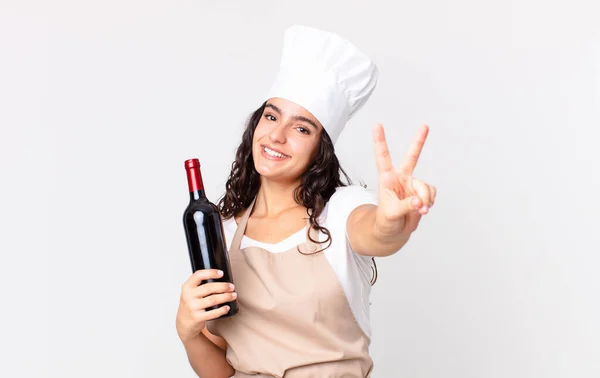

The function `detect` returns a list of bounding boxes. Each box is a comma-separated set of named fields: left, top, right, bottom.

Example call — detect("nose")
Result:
left=268, top=122, right=287, bottom=144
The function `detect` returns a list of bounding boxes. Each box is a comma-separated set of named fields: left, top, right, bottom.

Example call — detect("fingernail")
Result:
left=422, top=206, right=429, bottom=212
left=232, top=292, right=238, bottom=298
left=217, top=270, right=223, bottom=276
left=229, top=284, right=235, bottom=290
left=225, top=306, right=230, bottom=312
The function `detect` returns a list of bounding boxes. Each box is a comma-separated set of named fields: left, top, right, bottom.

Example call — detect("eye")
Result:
left=296, top=127, right=310, bottom=135
left=264, top=113, right=277, bottom=122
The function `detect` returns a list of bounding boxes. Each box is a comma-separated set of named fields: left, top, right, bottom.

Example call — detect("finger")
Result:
left=398, top=124, right=429, bottom=175
left=194, top=305, right=232, bottom=322
left=372, top=123, right=394, bottom=173
left=412, top=179, right=431, bottom=211
left=191, top=282, right=235, bottom=299
left=184, top=269, right=224, bottom=289
left=429, top=185, right=436, bottom=207
left=199, top=292, right=238, bottom=311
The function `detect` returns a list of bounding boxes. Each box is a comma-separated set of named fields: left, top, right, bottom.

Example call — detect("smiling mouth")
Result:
left=261, top=145, right=291, bottom=159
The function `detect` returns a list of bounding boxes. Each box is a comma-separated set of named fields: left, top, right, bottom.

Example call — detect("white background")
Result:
left=1, top=0, right=599, bottom=377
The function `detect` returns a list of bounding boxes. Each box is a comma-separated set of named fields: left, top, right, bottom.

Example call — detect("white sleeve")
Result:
left=327, top=185, right=378, bottom=235
left=322, top=185, right=379, bottom=337
left=222, top=216, right=237, bottom=251
left=326, top=185, right=378, bottom=264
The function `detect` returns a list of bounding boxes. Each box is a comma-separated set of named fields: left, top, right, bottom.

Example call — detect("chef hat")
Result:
left=265, top=25, right=379, bottom=143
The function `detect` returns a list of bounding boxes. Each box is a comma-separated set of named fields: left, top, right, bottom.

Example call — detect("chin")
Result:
left=254, top=164, right=286, bottom=179
left=253, top=161, right=300, bottom=183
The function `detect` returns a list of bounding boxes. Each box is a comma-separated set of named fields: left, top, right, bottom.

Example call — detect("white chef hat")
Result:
left=265, top=25, right=379, bottom=143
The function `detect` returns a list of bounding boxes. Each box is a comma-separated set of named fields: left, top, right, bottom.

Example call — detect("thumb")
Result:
left=399, top=195, right=422, bottom=216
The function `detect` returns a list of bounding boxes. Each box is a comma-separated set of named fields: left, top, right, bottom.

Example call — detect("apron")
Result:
left=207, top=198, right=373, bottom=377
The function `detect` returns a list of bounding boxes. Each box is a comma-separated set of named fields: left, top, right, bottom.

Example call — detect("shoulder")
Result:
left=221, top=216, right=237, bottom=249
left=222, top=215, right=236, bottom=227
left=222, top=216, right=238, bottom=235
left=324, top=185, right=378, bottom=220
left=329, top=185, right=378, bottom=200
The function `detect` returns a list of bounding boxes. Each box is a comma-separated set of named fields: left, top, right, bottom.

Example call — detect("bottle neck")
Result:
left=190, top=189, right=207, bottom=202
left=185, top=163, right=206, bottom=202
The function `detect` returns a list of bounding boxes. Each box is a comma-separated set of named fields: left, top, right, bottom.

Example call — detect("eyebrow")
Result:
left=265, top=103, right=320, bottom=131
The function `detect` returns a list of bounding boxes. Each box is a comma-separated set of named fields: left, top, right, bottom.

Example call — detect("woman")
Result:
left=176, top=25, right=436, bottom=377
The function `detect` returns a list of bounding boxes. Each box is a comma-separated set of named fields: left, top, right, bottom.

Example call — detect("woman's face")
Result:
left=252, top=97, right=323, bottom=184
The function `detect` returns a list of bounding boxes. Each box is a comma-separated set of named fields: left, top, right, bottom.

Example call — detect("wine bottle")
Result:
left=182, top=158, right=238, bottom=317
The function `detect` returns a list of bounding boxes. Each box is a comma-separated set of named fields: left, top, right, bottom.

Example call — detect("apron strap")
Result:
left=230, top=198, right=256, bottom=251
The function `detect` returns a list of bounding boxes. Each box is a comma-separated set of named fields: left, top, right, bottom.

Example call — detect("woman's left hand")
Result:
left=372, top=123, right=436, bottom=238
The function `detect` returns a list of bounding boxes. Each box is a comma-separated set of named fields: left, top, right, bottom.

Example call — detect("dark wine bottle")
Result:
left=182, top=158, right=238, bottom=317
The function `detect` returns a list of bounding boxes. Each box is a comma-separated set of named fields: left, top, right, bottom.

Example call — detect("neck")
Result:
left=253, top=177, right=305, bottom=218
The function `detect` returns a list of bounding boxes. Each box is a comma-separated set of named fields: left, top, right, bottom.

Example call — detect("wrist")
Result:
left=373, top=214, right=410, bottom=244
left=179, top=329, right=206, bottom=345
left=374, top=209, right=401, bottom=236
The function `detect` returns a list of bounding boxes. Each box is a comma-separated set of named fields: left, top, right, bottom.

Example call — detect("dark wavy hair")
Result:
left=217, top=101, right=377, bottom=285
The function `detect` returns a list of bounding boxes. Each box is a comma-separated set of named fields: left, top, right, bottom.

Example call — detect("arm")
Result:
left=181, top=328, right=233, bottom=378
left=347, top=204, right=411, bottom=257
left=348, top=123, right=436, bottom=257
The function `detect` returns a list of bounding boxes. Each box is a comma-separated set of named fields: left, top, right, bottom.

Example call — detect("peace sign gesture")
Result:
left=372, top=123, right=436, bottom=237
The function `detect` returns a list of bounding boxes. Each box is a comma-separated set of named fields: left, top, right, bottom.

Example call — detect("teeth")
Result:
left=264, top=146, right=287, bottom=158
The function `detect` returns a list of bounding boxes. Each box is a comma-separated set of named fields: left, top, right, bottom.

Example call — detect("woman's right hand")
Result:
left=176, top=269, right=237, bottom=343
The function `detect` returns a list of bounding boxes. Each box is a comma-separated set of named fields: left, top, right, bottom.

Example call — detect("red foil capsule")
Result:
left=184, top=158, right=204, bottom=193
